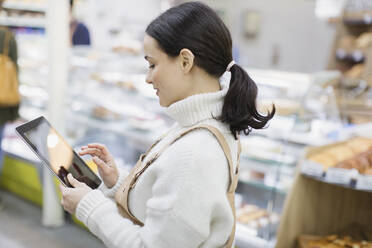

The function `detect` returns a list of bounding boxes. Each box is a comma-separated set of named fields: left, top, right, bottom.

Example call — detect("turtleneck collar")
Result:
left=164, top=73, right=230, bottom=127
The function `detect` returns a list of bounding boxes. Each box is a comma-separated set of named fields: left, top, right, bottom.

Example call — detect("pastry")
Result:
left=344, top=64, right=365, bottom=79
left=91, top=106, right=122, bottom=120
left=346, top=138, right=372, bottom=154
left=337, top=158, right=360, bottom=171
left=327, top=146, right=355, bottom=163
left=305, top=234, right=372, bottom=248
left=364, top=168, right=372, bottom=175
left=337, top=153, right=370, bottom=173
left=356, top=32, right=372, bottom=50
left=308, top=153, right=338, bottom=170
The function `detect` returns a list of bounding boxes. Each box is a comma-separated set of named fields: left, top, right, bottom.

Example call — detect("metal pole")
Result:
left=43, top=0, right=69, bottom=227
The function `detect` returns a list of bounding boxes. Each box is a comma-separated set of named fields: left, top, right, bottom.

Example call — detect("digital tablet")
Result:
left=15, top=116, right=101, bottom=189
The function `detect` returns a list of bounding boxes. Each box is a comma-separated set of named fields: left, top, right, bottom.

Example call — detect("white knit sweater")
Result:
left=76, top=74, right=239, bottom=248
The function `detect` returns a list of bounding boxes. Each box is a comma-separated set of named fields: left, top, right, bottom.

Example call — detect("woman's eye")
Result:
left=149, top=64, right=155, bottom=69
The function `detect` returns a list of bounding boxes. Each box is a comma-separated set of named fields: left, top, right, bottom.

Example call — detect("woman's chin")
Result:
left=159, top=98, right=171, bottom=108
left=158, top=98, right=166, bottom=107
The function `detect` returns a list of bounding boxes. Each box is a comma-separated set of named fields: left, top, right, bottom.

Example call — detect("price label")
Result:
left=336, top=49, right=346, bottom=59
left=364, top=15, right=372, bottom=24
left=325, top=168, right=357, bottom=185
left=352, top=51, right=364, bottom=62
left=356, top=175, right=372, bottom=191
left=301, top=160, right=323, bottom=178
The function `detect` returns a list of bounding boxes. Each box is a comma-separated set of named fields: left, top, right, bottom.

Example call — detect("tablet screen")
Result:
left=16, top=116, right=101, bottom=189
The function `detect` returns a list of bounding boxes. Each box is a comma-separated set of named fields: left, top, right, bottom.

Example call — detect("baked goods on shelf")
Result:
left=337, top=149, right=372, bottom=173
left=344, top=64, right=365, bottom=80
left=307, top=137, right=372, bottom=173
left=298, top=234, right=372, bottom=248
left=91, top=105, right=122, bottom=121
left=258, top=98, right=300, bottom=116
left=356, top=33, right=372, bottom=50
left=346, top=137, right=372, bottom=154
left=335, top=32, right=372, bottom=63
left=236, top=204, right=279, bottom=230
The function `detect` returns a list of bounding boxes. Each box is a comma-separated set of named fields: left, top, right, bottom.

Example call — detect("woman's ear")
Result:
left=179, top=48, right=195, bottom=74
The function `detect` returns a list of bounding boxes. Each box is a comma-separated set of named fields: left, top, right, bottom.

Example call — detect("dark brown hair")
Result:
left=146, top=1, right=275, bottom=139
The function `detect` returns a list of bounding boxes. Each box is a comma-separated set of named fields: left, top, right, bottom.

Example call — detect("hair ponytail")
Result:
left=146, top=1, right=275, bottom=139
left=220, top=64, right=275, bottom=139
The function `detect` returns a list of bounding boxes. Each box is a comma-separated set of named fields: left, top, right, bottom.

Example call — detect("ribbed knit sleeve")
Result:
left=98, top=168, right=129, bottom=198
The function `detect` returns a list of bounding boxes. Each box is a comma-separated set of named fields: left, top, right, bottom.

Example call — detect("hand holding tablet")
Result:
left=15, top=116, right=102, bottom=189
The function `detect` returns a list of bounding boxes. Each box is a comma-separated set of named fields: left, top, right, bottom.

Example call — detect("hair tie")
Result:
left=226, top=60, right=235, bottom=72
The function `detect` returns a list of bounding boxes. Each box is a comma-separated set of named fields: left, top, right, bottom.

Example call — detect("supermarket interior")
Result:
left=1, top=0, right=372, bottom=248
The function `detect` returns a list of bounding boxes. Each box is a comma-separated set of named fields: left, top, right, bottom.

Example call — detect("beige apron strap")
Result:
left=115, top=154, right=145, bottom=226
left=2, top=29, right=10, bottom=57
left=225, top=137, right=241, bottom=248
left=152, top=124, right=236, bottom=191
left=115, top=130, right=170, bottom=226
left=143, top=132, right=167, bottom=156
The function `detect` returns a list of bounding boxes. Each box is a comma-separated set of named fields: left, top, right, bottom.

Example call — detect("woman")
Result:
left=60, top=2, right=274, bottom=247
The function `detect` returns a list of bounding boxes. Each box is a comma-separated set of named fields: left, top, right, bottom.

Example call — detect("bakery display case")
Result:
left=276, top=136, right=372, bottom=247
left=328, top=0, right=372, bottom=125
left=302, top=137, right=372, bottom=190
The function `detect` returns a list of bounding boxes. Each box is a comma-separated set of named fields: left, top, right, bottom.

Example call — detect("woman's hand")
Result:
left=79, top=143, right=119, bottom=188
left=59, top=174, right=92, bottom=214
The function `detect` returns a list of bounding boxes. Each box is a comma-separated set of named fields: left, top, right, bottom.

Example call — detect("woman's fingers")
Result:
left=87, top=143, right=110, bottom=156
left=67, top=174, right=83, bottom=188
left=79, top=148, right=103, bottom=158
left=93, top=156, right=110, bottom=173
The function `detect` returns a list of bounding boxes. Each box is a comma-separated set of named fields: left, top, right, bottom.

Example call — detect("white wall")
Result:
left=192, top=0, right=337, bottom=73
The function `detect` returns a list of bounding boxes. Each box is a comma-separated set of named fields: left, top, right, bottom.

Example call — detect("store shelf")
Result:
left=0, top=16, right=45, bottom=28
left=301, top=163, right=372, bottom=193
left=343, top=15, right=372, bottom=26
left=255, top=129, right=334, bottom=147
left=3, top=1, right=46, bottom=12
left=235, top=224, right=274, bottom=248
left=241, top=152, right=296, bottom=167
left=238, top=177, right=288, bottom=195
